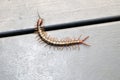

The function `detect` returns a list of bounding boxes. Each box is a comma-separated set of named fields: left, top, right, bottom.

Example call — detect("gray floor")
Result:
left=0, top=0, right=120, bottom=80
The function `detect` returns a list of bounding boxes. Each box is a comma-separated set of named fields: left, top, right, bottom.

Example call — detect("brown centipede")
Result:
left=35, top=14, right=90, bottom=49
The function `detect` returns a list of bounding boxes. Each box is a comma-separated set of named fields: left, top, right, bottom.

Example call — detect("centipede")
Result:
left=35, top=14, right=90, bottom=50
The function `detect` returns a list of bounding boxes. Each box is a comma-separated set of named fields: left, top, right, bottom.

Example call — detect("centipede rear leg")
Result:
left=80, top=36, right=90, bottom=46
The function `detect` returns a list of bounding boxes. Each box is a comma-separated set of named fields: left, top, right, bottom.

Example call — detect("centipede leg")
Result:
left=71, top=45, right=75, bottom=49
left=64, top=46, right=68, bottom=50
left=57, top=47, right=60, bottom=50
left=39, top=40, right=44, bottom=44
left=44, top=44, right=48, bottom=47
left=75, top=45, right=78, bottom=49
left=78, top=45, right=80, bottom=50
left=36, top=37, right=41, bottom=41
left=49, top=45, right=52, bottom=49
left=60, top=47, right=64, bottom=50
left=34, top=31, right=38, bottom=34
left=34, top=24, right=38, bottom=30
left=78, top=34, right=82, bottom=40
left=67, top=46, right=71, bottom=50
left=35, top=35, right=38, bottom=38
left=74, top=45, right=78, bottom=50
left=59, top=47, right=62, bottom=50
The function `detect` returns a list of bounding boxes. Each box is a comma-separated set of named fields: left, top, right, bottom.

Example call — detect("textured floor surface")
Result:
left=0, top=0, right=120, bottom=80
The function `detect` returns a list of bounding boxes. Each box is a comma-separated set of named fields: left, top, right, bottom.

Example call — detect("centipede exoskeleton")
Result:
left=35, top=14, right=90, bottom=50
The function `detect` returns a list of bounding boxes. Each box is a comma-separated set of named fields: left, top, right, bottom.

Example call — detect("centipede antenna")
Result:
left=0, top=15, right=120, bottom=38
left=37, top=11, right=41, bottom=19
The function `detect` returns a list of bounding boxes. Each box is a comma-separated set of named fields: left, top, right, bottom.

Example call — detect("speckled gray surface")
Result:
left=0, top=0, right=120, bottom=80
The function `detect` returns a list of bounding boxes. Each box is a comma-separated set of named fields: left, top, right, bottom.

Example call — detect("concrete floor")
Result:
left=0, top=0, right=120, bottom=80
